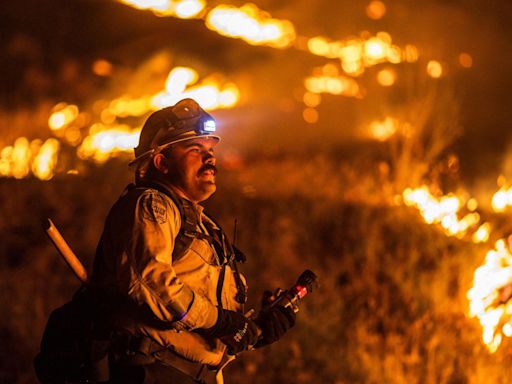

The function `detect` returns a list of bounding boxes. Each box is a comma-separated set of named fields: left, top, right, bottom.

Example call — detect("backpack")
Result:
left=34, top=288, right=110, bottom=383
left=34, top=181, right=247, bottom=383
left=134, top=181, right=247, bottom=304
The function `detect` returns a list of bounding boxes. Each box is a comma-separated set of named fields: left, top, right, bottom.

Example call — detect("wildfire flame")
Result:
left=0, top=61, right=240, bottom=178
left=77, top=65, right=239, bottom=164
left=116, top=0, right=427, bottom=120
left=472, top=222, right=491, bottom=243
left=307, top=32, right=417, bottom=76
left=403, top=186, right=509, bottom=352
left=205, top=3, right=296, bottom=48
left=370, top=117, right=398, bottom=141
left=491, top=184, right=512, bottom=213
left=99, top=66, right=239, bottom=122
left=4, top=0, right=496, bottom=360
left=468, top=239, right=512, bottom=352
left=304, top=74, right=362, bottom=98
left=48, top=103, right=79, bottom=131
left=117, top=0, right=206, bottom=18
left=152, top=67, right=240, bottom=110
left=0, top=137, right=60, bottom=180
left=78, top=124, right=140, bottom=164
left=402, top=186, right=482, bottom=240
left=304, top=64, right=362, bottom=98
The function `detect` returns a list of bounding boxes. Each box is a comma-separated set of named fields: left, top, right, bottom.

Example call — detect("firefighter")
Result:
left=90, top=98, right=296, bottom=383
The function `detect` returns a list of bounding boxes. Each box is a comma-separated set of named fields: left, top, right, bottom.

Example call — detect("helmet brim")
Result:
left=128, top=134, right=220, bottom=167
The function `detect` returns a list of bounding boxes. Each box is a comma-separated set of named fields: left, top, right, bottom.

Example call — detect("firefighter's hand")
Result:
left=206, top=308, right=259, bottom=354
left=254, top=301, right=296, bottom=348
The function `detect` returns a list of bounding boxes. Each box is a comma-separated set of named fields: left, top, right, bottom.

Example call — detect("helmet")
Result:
left=130, top=98, right=220, bottom=166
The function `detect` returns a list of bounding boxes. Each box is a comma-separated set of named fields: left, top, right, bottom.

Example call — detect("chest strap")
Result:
left=132, top=181, right=247, bottom=304
left=201, top=217, right=247, bottom=305
left=132, top=181, right=199, bottom=261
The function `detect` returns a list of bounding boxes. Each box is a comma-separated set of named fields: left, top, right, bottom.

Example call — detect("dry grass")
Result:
left=1, top=148, right=510, bottom=383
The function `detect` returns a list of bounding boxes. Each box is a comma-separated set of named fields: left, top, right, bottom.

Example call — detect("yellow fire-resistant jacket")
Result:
left=91, top=182, right=245, bottom=366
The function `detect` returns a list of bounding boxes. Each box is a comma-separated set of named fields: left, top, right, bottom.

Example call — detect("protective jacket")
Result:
left=91, top=180, right=246, bottom=366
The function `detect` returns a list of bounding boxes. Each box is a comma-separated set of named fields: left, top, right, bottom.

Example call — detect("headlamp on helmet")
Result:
left=130, top=98, right=220, bottom=166
left=202, top=119, right=216, bottom=133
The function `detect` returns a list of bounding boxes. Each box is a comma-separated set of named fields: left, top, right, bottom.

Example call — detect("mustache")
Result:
left=198, top=164, right=217, bottom=175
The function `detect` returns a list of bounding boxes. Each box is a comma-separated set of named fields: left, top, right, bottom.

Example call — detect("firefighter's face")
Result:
left=159, top=138, right=217, bottom=203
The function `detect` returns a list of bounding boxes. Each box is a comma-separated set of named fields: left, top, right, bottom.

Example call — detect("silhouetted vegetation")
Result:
left=2, top=151, right=511, bottom=383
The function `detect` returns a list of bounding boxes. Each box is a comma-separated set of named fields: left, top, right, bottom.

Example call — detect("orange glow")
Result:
left=468, top=239, right=512, bottom=352
left=459, top=52, right=473, bottom=68
left=118, top=0, right=177, bottom=16
left=48, top=103, right=79, bottom=131
left=304, top=74, right=361, bottom=98
left=64, top=128, right=83, bottom=147
left=376, top=68, right=396, bottom=86
left=78, top=124, right=140, bottom=164
left=109, top=96, right=151, bottom=118
left=307, top=32, right=407, bottom=76
left=92, top=59, right=113, bottom=76
left=175, top=0, right=205, bottom=18
left=491, top=183, right=512, bottom=212
left=117, top=0, right=205, bottom=18
left=303, top=92, right=321, bottom=107
left=322, top=63, right=339, bottom=77
left=307, top=36, right=332, bottom=57
left=72, top=62, right=240, bottom=166
left=427, top=60, right=443, bottom=78
left=376, top=31, right=392, bottom=43
left=164, top=67, right=198, bottom=94
left=403, top=45, right=419, bottom=62
left=218, top=84, right=240, bottom=108
left=303, top=108, right=319, bottom=124
left=370, top=117, right=397, bottom=141
left=366, top=1, right=386, bottom=20
left=467, top=198, right=478, bottom=211
left=49, top=62, right=233, bottom=166
left=473, top=223, right=491, bottom=243
left=8, top=138, right=31, bottom=179
left=402, top=184, right=512, bottom=353
left=0, top=60, right=241, bottom=175
left=84, top=64, right=239, bottom=132
left=32, top=139, right=60, bottom=180
left=205, top=4, right=296, bottom=48
left=0, top=137, right=60, bottom=180
left=152, top=82, right=240, bottom=111
left=403, top=186, right=482, bottom=239
left=365, top=38, right=387, bottom=62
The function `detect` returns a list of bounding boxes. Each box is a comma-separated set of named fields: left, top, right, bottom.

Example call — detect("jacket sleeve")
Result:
left=126, top=190, right=218, bottom=330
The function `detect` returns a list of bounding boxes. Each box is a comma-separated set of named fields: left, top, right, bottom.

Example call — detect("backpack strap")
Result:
left=132, top=181, right=248, bottom=304
left=133, top=181, right=199, bottom=261
left=201, top=215, right=248, bottom=304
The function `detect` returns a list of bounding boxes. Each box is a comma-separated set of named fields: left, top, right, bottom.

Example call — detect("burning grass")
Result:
left=2, top=152, right=512, bottom=383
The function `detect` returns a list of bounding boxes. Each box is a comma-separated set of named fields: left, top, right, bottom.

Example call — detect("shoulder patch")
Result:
left=141, top=192, right=168, bottom=224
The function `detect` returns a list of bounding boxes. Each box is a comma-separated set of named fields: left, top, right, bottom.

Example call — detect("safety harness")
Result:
left=134, top=180, right=247, bottom=305
left=35, top=182, right=248, bottom=384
